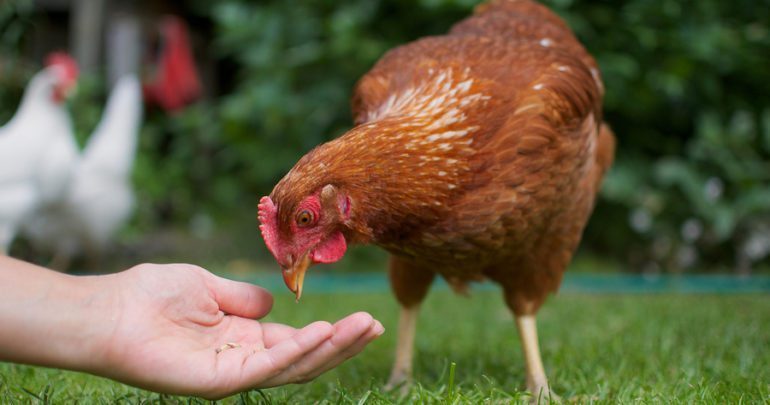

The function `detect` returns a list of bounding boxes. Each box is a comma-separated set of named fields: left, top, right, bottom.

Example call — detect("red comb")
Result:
left=258, top=196, right=281, bottom=261
left=45, top=52, right=79, bottom=82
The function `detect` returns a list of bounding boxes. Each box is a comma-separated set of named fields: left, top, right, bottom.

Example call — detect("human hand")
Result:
left=90, top=263, right=383, bottom=399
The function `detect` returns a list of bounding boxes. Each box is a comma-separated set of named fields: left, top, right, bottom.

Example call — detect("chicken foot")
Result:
left=515, top=314, right=558, bottom=403
left=385, top=304, right=420, bottom=392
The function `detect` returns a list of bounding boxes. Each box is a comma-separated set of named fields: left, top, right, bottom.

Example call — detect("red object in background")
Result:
left=143, top=15, right=202, bottom=112
left=45, top=52, right=79, bottom=84
left=45, top=52, right=79, bottom=103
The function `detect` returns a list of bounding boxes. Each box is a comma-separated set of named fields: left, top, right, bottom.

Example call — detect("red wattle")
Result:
left=311, top=231, right=347, bottom=264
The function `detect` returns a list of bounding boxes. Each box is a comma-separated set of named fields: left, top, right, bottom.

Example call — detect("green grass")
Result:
left=1, top=291, right=769, bottom=403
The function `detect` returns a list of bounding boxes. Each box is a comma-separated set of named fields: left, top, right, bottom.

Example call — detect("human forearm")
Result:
left=0, top=256, right=115, bottom=372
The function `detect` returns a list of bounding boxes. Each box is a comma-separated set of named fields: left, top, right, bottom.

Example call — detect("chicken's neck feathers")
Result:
left=273, top=69, right=497, bottom=244
left=0, top=70, right=76, bottom=187
left=275, top=122, right=480, bottom=245
left=1, top=70, right=70, bottom=138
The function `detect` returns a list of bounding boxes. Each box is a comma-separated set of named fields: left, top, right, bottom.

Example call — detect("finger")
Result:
left=238, top=321, right=333, bottom=389
left=299, top=319, right=384, bottom=382
left=204, top=320, right=381, bottom=401
left=261, top=323, right=300, bottom=348
left=259, top=312, right=380, bottom=386
left=205, top=274, right=273, bottom=319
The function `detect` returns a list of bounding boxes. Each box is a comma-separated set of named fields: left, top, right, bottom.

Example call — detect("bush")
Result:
left=565, top=0, right=770, bottom=272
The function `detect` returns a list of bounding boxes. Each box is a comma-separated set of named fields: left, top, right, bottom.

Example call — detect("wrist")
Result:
left=57, top=273, right=123, bottom=374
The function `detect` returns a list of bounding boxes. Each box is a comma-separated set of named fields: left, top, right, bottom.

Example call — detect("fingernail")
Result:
left=374, top=320, right=385, bottom=336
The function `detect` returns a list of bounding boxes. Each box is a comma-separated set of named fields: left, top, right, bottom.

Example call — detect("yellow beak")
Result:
left=281, top=253, right=311, bottom=301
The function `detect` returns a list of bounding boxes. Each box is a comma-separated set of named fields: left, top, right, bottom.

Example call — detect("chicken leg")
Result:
left=515, top=314, right=557, bottom=402
left=386, top=256, right=435, bottom=392
left=385, top=304, right=420, bottom=391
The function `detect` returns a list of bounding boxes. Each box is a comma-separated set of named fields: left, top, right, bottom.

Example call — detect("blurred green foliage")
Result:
left=0, top=0, right=33, bottom=123
left=1, top=0, right=769, bottom=272
left=568, top=0, right=770, bottom=273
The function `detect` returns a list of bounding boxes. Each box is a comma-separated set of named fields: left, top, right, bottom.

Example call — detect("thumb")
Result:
left=205, top=274, right=274, bottom=319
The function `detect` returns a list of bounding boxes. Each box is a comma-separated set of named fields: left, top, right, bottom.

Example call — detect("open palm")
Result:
left=94, top=264, right=382, bottom=400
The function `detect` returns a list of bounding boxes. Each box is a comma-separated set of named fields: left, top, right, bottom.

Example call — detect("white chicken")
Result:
left=21, top=75, right=143, bottom=270
left=0, top=53, right=79, bottom=253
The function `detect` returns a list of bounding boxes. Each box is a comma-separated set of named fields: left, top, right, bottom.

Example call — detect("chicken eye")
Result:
left=296, top=210, right=314, bottom=227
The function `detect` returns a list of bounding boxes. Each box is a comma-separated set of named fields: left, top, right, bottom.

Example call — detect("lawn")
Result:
left=1, top=290, right=768, bottom=403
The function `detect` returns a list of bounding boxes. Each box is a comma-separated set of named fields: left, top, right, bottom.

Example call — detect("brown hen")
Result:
left=258, top=0, right=615, bottom=398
